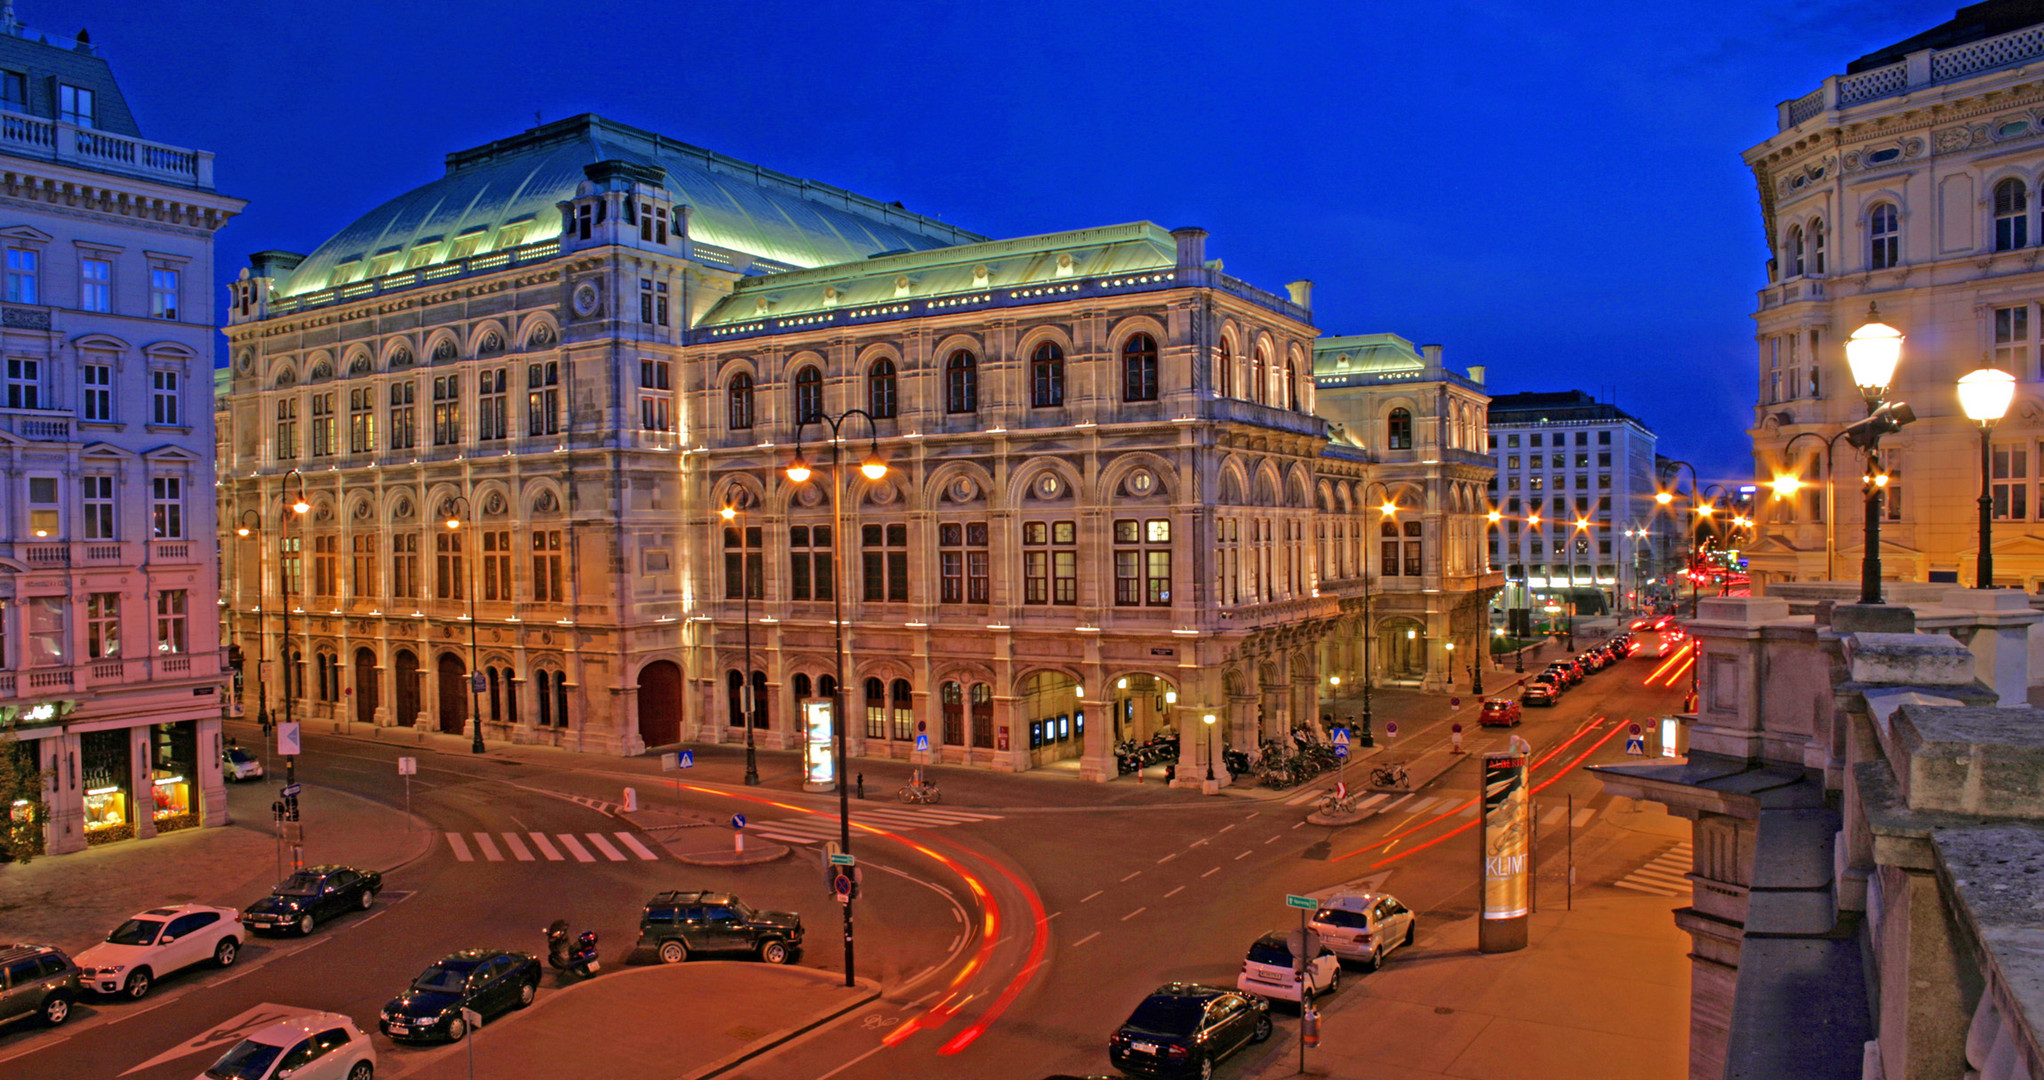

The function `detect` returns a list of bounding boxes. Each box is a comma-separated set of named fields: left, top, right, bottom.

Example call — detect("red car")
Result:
left=1479, top=698, right=1523, bottom=726
left=1520, top=681, right=1560, bottom=707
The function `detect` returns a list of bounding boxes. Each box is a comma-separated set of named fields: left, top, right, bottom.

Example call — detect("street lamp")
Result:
left=720, top=502, right=760, bottom=785
left=1202, top=713, right=1217, bottom=789
left=237, top=509, right=269, bottom=735
left=1442, top=640, right=1455, bottom=691
left=442, top=496, right=485, bottom=754
left=278, top=470, right=309, bottom=851
left=1959, top=367, right=2017, bottom=588
left=1356, top=481, right=1401, bottom=747
left=1844, top=303, right=1909, bottom=604
left=785, top=406, right=887, bottom=990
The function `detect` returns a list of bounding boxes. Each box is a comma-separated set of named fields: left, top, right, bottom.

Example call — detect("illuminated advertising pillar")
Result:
left=1479, top=750, right=1530, bottom=952
left=801, top=698, right=836, bottom=793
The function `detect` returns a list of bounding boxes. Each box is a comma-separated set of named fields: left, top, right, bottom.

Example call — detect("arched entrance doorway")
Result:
left=1109, top=672, right=1181, bottom=780
left=394, top=650, right=419, bottom=726
left=1018, top=671, right=1084, bottom=770
left=638, top=660, right=683, bottom=748
left=354, top=647, right=378, bottom=726
left=436, top=652, right=468, bottom=735
left=1381, top=618, right=1427, bottom=682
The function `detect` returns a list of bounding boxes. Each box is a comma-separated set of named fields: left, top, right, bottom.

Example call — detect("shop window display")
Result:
left=80, top=729, right=132, bottom=844
left=151, top=721, right=197, bottom=832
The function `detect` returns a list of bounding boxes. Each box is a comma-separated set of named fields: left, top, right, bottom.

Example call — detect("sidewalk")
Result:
left=390, top=963, right=877, bottom=1080
left=0, top=774, right=432, bottom=956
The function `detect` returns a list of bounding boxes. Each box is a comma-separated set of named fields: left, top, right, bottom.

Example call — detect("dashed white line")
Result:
left=1218, top=824, right=1236, bottom=834
left=1202, top=867, right=1220, bottom=878
left=1263, top=835, right=1280, bottom=845
left=1121, top=871, right=1142, bottom=883
left=1164, top=885, right=1185, bottom=899
left=1234, top=850, right=1252, bottom=861
left=1291, top=822, right=1304, bottom=830
left=1246, top=811, right=1261, bottom=820
left=1072, top=931, right=1101, bottom=948
left=1121, top=907, right=1147, bottom=922
left=1157, top=852, right=1179, bottom=864
left=1081, top=890, right=1102, bottom=904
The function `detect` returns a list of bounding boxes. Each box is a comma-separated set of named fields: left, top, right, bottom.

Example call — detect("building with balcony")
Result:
left=1484, top=391, right=1661, bottom=619
left=1310, top=334, right=1503, bottom=694
left=1745, top=1, right=2044, bottom=592
left=0, top=15, right=245, bottom=855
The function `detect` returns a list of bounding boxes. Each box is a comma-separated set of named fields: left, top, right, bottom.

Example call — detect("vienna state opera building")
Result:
left=218, top=114, right=1500, bottom=786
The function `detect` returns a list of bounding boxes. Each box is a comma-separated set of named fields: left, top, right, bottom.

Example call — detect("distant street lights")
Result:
left=1959, top=367, right=2017, bottom=589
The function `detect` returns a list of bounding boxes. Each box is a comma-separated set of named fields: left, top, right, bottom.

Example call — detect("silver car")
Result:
left=1307, top=891, right=1416, bottom=970
left=0, top=944, right=80, bottom=1028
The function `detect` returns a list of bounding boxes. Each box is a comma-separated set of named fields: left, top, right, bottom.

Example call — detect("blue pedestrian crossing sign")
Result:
left=1625, top=734, right=1647, bottom=755
left=1332, top=728, right=1350, bottom=758
left=915, top=733, right=930, bottom=753
left=678, top=750, right=694, bottom=768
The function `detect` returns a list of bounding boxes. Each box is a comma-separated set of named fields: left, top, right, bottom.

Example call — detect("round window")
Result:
left=1035, top=473, right=1062, bottom=498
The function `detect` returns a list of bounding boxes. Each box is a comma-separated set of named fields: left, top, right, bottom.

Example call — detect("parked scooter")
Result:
left=544, top=919, right=601, bottom=977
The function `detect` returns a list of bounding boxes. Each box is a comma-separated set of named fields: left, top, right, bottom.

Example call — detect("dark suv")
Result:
left=637, top=892, right=802, bottom=965
left=0, top=944, right=80, bottom=1029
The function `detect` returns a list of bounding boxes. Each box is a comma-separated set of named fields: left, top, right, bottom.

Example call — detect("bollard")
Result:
left=623, top=787, right=638, bottom=812
left=734, top=831, right=744, bottom=854
left=1302, top=1003, right=1321, bottom=1048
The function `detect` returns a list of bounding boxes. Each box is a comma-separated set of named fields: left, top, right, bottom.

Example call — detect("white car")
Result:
left=75, top=904, right=241, bottom=999
left=196, top=1010, right=375, bottom=1080
left=1236, top=931, right=1339, bottom=1002
left=1308, top=890, right=1416, bottom=970
left=222, top=746, right=265, bottom=782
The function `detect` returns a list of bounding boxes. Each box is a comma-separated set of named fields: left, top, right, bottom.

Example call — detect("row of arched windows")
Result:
left=1782, top=201, right=1907, bottom=277
left=1214, top=340, right=1302, bottom=410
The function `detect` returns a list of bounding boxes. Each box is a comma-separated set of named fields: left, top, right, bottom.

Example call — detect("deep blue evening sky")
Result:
left=37, top=0, right=1961, bottom=480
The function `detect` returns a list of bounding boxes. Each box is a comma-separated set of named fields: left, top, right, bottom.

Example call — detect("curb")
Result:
left=679, top=970, right=882, bottom=1080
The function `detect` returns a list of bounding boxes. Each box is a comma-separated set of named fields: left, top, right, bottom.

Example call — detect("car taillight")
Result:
left=1166, top=1043, right=1190, bottom=1059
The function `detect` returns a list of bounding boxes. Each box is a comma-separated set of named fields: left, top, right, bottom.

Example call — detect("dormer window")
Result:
left=638, top=202, right=668, bottom=244
left=449, top=226, right=490, bottom=261
left=58, top=85, right=93, bottom=127
left=1, top=72, right=25, bottom=112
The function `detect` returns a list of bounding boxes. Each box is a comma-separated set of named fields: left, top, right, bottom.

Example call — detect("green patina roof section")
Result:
left=277, top=114, right=986, bottom=298
left=1312, top=333, right=1425, bottom=377
left=697, top=221, right=1178, bottom=327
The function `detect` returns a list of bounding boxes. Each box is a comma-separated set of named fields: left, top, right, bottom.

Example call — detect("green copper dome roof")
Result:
left=276, top=114, right=986, bottom=298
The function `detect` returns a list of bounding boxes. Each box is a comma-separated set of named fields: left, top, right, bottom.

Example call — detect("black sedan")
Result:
left=242, top=864, right=383, bottom=936
left=1108, top=982, right=1270, bottom=1078
left=379, top=950, right=539, bottom=1043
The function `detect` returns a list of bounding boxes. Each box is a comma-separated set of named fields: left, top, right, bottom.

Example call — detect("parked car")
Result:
left=1308, top=891, right=1417, bottom=971
left=1521, top=682, right=1560, bottom=708
left=378, top=949, right=539, bottom=1043
left=637, top=891, right=803, bottom=964
left=1108, top=983, right=1270, bottom=1078
left=243, top=865, right=383, bottom=936
left=220, top=746, right=264, bottom=782
left=76, top=905, right=241, bottom=1000
left=0, top=943, right=80, bottom=1028
left=195, top=1010, right=374, bottom=1080
left=1479, top=698, right=1523, bottom=727
left=1544, top=661, right=1582, bottom=687
left=1235, top=932, right=1338, bottom=1002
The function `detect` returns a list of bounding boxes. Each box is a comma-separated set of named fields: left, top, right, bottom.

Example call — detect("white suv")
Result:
left=1236, top=931, right=1339, bottom=1002
left=1307, top=891, right=1416, bottom=970
left=76, top=904, right=242, bottom=999
left=194, top=1010, right=375, bottom=1080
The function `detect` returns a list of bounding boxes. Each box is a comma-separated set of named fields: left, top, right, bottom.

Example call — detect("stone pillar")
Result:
left=128, top=726, right=156, bottom=841
left=40, top=732, right=84, bottom=856
left=198, top=716, right=228, bottom=827
left=1687, top=596, right=1791, bottom=760
left=617, top=685, right=644, bottom=757
left=1940, top=587, right=2038, bottom=706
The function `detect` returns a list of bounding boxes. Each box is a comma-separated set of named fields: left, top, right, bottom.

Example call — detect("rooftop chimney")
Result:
left=1467, top=365, right=1486, bottom=385
left=1422, top=344, right=1444, bottom=367
left=1286, top=280, right=1313, bottom=310
left=1170, top=227, right=1208, bottom=270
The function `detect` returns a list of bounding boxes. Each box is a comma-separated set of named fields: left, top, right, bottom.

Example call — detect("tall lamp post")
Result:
left=442, top=496, right=485, bottom=754
left=1959, top=367, right=2017, bottom=588
left=275, top=471, right=309, bottom=846
left=1771, top=430, right=1852, bottom=584
left=235, top=510, right=268, bottom=735
left=1844, top=303, right=1909, bottom=605
left=1357, top=482, right=1401, bottom=746
left=785, top=407, right=887, bottom=990
left=1519, top=510, right=1543, bottom=674
left=720, top=502, right=760, bottom=785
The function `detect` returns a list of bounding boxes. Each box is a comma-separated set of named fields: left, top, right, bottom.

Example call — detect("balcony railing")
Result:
left=0, top=407, right=72, bottom=442
left=1781, top=23, right=2044, bottom=131
left=0, top=109, right=212, bottom=189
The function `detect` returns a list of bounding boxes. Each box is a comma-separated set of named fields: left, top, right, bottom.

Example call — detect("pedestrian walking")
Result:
left=856, top=772, right=865, bottom=800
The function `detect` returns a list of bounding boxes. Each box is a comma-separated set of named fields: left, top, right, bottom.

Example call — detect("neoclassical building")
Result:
left=1745, top=3, right=2044, bottom=591
left=0, top=17, right=244, bottom=855
left=220, top=114, right=1497, bottom=783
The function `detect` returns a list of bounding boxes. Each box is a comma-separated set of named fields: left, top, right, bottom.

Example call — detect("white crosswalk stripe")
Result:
left=1541, top=806, right=1568, bottom=827
left=585, top=833, right=628, bottom=861
left=474, top=834, right=503, bottom=861
left=446, top=833, right=473, bottom=862
left=1571, top=809, right=1597, bottom=829
left=441, top=808, right=1004, bottom=861
left=1614, top=841, right=1693, bottom=896
left=744, top=807, right=1004, bottom=846
left=502, top=833, right=534, bottom=861
left=528, top=832, right=562, bottom=860
left=557, top=835, right=596, bottom=862
left=616, top=833, right=660, bottom=860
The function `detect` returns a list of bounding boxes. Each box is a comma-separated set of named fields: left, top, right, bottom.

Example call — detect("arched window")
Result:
left=1387, top=408, right=1413, bottom=450
left=970, top=683, right=993, bottom=748
left=868, top=358, right=897, bottom=419
left=890, top=678, right=915, bottom=740
left=793, top=365, right=823, bottom=424
left=818, top=674, right=836, bottom=700
left=728, top=373, right=754, bottom=430
left=727, top=670, right=744, bottom=727
left=487, top=667, right=502, bottom=722
left=864, top=677, right=886, bottom=739
left=1785, top=224, right=1804, bottom=277
left=1217, top=340, right=1234, bottom=399
left=1123, top=334, right=1158, bottom=402
left=1997, top=178, right=2029, bottom=251
left=1380, top=520, right=1401, bottom=577
left=1810, top=218, right=1826, bottom=274
left=945, top=350, right=977, bottom=413
left=1030, top=343, right=1064, bottom=408
left=1869, top=202, right=1900, bottom=270
left=941, top=681, right=964, bottom=745
left=1250, top=347, right=1268, bottom=405
left=749, top=671, right=767, bottom=729
left=538, top=669, right=555, bottom=726
left=556, top=673, right=572, bottom=729
left=1284, top=360, right=1299, bottom=411
left=792, top=673, right=811, bottom=699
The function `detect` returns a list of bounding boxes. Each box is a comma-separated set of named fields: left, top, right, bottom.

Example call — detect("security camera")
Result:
left=1841, top=401, right=1915, bottom=451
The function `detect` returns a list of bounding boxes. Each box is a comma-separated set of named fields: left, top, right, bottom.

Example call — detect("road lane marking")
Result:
left=528, top=832, right=562, bottom=860
left=1157, top=852, right=1178, bottom=864
left=446, top=833, right=473, bottom=861
left=1541, top=806, right=1568, bottom=827
left=558, top=834, right=595, bottom=862
left=1072, top=931, right=1101, bottom=948
left=1121, top=907, right=1147, bottom=921
left=1291, top=822, right=1304, bottom=830
left=1121, top=871, right=1141, bottom=882
left=1202, top=866, right=1220, bottom=878
left=1164, top=885, right=1185, bottom=898
left=1080, top=890, right=1102, bottom=903
left=1264, top=835, right=1280, bottom=844
left=1235, top=850, right=1252, bottom=860
left=473, top=833, right=503, bottom=861
left=1572, top=809, right=1597, bottom=828
left=1218, top=824, right=1236, bottom=833
left=615, top=832, right=660, bottom=860
left=1246, top=811, right=1261, bottom=820
left=585, top=833, right=628, bottom=860
left=501, top=833, right=534, bottom=861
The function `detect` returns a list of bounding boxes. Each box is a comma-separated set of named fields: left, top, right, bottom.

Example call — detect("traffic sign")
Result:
left=1384, top=721, right=1399, bottom=738
left=397, top=757, right=416, bottom=776
left=1285, top=928, right=1325, bottom=962
left=470, top=672, right=487, bottom=693
left=1333, top=743, right=1348, bottom=759
left=828, top=852, right=856, bottom=867
left=1452, top=723, right=1463, bottom=733
left=280, top=782, right=302, bottom=798
left=1625, top=735, right=1647, bottom=756
left=1284, top=894, right=1318, bottom=910
left=679, top=749, right=695, bottom=768
left=1451, top=697, right=1461, bottom=708
left=833, top=873, right=853, bottom=900
left=1331, top=729, right=1351, bottom=747
left=914, top=733, right=930, bottom=753
left=276, top=721, right=301, bottom=756
left=731, top=813, right=747, bottom=830
left=1629, top=722, right=1642, bottom=736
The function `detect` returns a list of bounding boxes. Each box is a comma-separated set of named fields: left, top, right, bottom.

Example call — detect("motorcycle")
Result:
left=544, top=920, right=601, bottom=978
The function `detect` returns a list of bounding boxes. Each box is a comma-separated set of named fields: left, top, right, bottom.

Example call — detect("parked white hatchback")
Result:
left=75, top=904, right=242, bottom=1000
left=1308, top=891, right=1416, bottom=970
left=196, top=1011, right=375, bottom=1080
left=1236, top=931, right=1340, bottom=1002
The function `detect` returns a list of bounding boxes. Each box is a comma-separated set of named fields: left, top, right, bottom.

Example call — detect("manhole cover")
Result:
left=1434, top=1006, right=1455, bottom=1015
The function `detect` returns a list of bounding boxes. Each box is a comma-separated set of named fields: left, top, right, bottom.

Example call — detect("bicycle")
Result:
left=897, top=780, right=942, bottom=805
left=1369, top=762, right=1409, bottom=789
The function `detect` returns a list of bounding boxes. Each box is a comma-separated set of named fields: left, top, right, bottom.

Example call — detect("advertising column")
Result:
left=801, top=697, right=836, bottom=793
left=1478, top=750, right=1531, bottom=952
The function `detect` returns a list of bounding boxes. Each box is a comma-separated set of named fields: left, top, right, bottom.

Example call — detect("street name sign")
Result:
left=1284, top=894, right=1318, bottom=910
left=828, top=852, right=857, bottom=866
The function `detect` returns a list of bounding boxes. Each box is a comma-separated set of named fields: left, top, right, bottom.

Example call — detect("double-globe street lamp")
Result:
left=441, top=496, right=486, bottom=754
left=235, top=509, right=270, bottom=737
left=236, top=471, right=309, bottom=841
left=1958, top=367, right=2017, bottom=588
left=1355, top=480, right=1404, bottom=747
left=784, top=407, right=887, bottom=990
left=718, top=500, right=761, bottom=786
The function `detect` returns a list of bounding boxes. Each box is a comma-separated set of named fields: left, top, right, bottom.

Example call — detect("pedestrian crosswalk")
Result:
left=744, top=805, right=1002, bottom=846
left=1293, top=789, right=1628, bottom=832
left=1613, top=840, right=1693, bottom=896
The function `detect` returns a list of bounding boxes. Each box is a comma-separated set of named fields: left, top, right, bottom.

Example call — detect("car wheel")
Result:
left=1198, top=1054, right=1214, bottom=1080
left=359, top=888, right=375, bottom=911
left=214, top=937, right=239, bottom=967
left=40, top=994, right=70, bottom=1026
left=759, top=940, right=789, bottom=965
left=123, top=968, right=152, bottom=1000
left=347, top=1062, right=373, bottom=1080
left=1405, top=921, right=1417, bottom=947
left=657, top=939, right=688, bottom=964
left=1251, top=1013, right=1273, bottom=1043
left=516, top=978, right=536, bottom=1008
left=298, top=913, right=316, bottom=936
left=445, top=1017, right=467, bottom=1042
left=1325, top=966, right=1340, bottom=995
left=1364, top=949, right=1381, bottom=973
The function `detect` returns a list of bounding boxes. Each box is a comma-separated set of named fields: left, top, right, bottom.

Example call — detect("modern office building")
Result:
left=0, top=16, right=245, bottom=855
left=1745, top=0, right=2044, bottom=592
left=1485, top=391, right=1661, bottom=619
